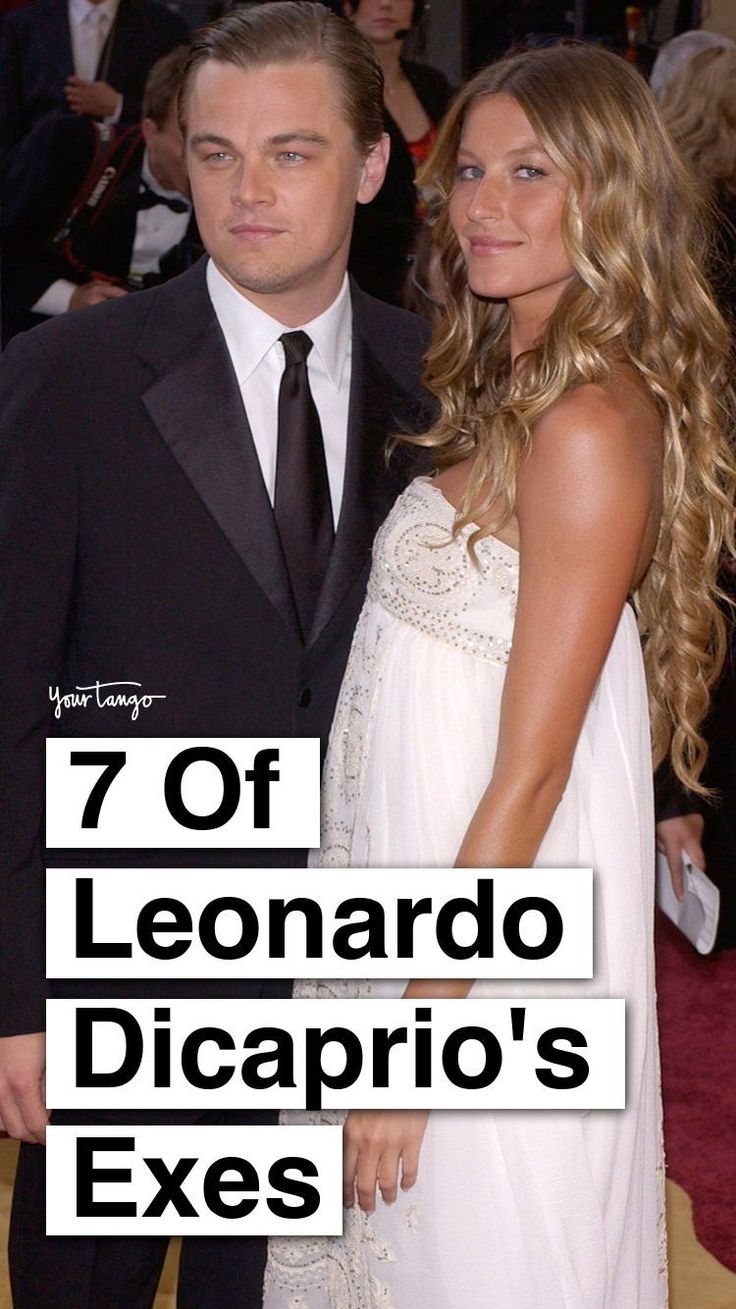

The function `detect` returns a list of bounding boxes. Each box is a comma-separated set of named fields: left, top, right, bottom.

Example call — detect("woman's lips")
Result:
left=468, top=237, right=523, bottom=254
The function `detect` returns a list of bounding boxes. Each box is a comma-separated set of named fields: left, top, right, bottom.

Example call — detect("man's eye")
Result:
left=455, top=164, right=483, bottom=181
left=278, top=151, right=306, bottom=163
left=205, top=151, right=231, bottom=163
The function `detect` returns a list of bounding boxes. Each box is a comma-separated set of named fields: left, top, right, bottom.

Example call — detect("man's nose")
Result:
left=230, top=157, right=274, bottom=208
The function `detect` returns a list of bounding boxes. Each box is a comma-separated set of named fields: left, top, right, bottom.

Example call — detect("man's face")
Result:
left=185, top=59, right=388, bottom=324
left=143, top=103, right=189, bottom=196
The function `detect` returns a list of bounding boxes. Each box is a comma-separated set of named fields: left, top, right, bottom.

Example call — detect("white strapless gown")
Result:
left=263, top=477, right=667, bottom=1309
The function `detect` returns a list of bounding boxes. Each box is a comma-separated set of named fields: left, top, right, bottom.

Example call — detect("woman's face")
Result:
left=449, top=94, right=575, bottom=323
left=345, top=0, right=415, bottom=46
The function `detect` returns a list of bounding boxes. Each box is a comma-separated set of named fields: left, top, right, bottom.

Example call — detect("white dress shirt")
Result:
left=129, top=152, right=191, bottom=277
left=32, top=148, right=191, bottom=316
left=206, top=260, right=353, bottom=527
left=69, top=0, right=119, bottom=79
left=68, top=0, right=122, bottom=119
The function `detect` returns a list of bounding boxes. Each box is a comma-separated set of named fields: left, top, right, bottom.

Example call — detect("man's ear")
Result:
left=140, top=116, right=157, bottom=148
left=357, top=133, right=391, bottom=205
left=342, top=1, right=355, bottom=17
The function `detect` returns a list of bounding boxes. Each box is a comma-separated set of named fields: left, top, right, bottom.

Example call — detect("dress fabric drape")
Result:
left=264, top=476, right=667, bottom=1309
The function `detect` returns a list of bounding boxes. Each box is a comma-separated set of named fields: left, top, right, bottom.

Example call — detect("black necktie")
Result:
left=274, top=330, right=334, bottom=642
left=137, top=181, right=190, bottom=214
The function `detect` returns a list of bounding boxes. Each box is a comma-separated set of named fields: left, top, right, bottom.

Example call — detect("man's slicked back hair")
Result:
left=179, top=1, right=384, bottom=153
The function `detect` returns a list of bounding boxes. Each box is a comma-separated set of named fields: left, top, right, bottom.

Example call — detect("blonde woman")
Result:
left=265, top=42, right=734, bottom=1309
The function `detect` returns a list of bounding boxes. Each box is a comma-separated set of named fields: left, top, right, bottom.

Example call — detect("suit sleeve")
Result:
left=0, top=331, right=78, bottom=1035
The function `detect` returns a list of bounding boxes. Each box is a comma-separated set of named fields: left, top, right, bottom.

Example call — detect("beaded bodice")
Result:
left=367, top=477, right=519, bottom=663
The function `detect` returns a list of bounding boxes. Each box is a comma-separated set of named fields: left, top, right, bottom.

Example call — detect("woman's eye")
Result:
left=455, top=164, right=483, bottom=181
left=516, top=165, right=546, bottom=179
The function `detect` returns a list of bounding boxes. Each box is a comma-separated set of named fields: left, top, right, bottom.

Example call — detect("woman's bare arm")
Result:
left=345, top=382, right=662, bottom=1209
left=456, top=381, right=660, bottom=870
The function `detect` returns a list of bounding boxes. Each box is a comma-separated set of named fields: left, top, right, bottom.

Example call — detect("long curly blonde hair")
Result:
left=414, top=43, right=735, bottom=793
left=659, top=46, right=736, bottom=199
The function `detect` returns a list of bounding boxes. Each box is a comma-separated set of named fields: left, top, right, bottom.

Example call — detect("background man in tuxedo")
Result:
left=1, top=45, right=198, bottom=342
left=0, top=0, right=189, bottom=165
left=0, top=4, right=431, bottom=1305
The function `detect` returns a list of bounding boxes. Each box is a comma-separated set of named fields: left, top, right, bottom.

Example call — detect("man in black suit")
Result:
left=1, top=45, right=198, bottom=342
left=0, top=4, right=431, bottom=1306
left=0, top=0, right=189, bottom=165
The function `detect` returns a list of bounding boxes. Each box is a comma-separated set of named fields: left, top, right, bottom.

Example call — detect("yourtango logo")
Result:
left=49, top=681, right=167, bottom=722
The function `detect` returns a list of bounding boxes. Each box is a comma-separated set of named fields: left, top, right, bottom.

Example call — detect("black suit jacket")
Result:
left=0, top=0, right=189, bottom=164
left=0, top=259, right=433, bottom=1036
left=1, top=114, right=199, bottom=341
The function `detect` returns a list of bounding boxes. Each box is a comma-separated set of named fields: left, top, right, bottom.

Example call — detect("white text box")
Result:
left=46, top=739, right=320, bottom=848
left=46, top=1124, right=342, bottom=1235
left=45, top=867, right=593, bottom=979
left=46, top=997, right=625, bottom=1111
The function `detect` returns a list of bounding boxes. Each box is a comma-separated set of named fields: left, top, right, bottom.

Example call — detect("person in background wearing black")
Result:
left=343, top=0, right=452, bottom=175
left=342, top=0, right=453, bottom=304
left=1, top=45, right=197, bottom=343
left=0, top=0, right=189, bottom=167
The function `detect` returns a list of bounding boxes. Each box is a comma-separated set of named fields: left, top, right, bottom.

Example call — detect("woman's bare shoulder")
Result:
left=519, top=370, right=663, bottom=585
left=530, top=369, right=663, bottom=470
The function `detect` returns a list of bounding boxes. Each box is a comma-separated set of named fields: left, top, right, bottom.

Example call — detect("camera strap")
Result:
left=49, top=122, right=143, bottom=283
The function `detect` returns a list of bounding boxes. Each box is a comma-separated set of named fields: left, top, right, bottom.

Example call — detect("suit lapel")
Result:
left=138, top=264, right=302, bottom=643
left=101, top=0, right=136, bottom=88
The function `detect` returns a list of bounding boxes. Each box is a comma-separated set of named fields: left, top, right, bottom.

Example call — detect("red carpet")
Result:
left=656, top=911, right=736, bottom=1272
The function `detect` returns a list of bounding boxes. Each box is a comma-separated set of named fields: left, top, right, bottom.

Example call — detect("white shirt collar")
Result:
left=140, top=150, right=191, bottom=206
left=69, top=0, right=119, bottom=28
left=206, top=259, right=351, bottom=392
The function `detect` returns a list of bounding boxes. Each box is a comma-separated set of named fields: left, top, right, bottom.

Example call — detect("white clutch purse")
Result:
left=656, top=851, right=720, bottom=954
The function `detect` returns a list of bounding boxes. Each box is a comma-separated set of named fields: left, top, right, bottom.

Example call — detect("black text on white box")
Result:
left=46, top=998, right=625, bottom=1112
left=45, top=867, right=594, bottom=979
left=46, top=1125, right=343, bottom=1235
left=45, top=738, right=320, bottom=848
